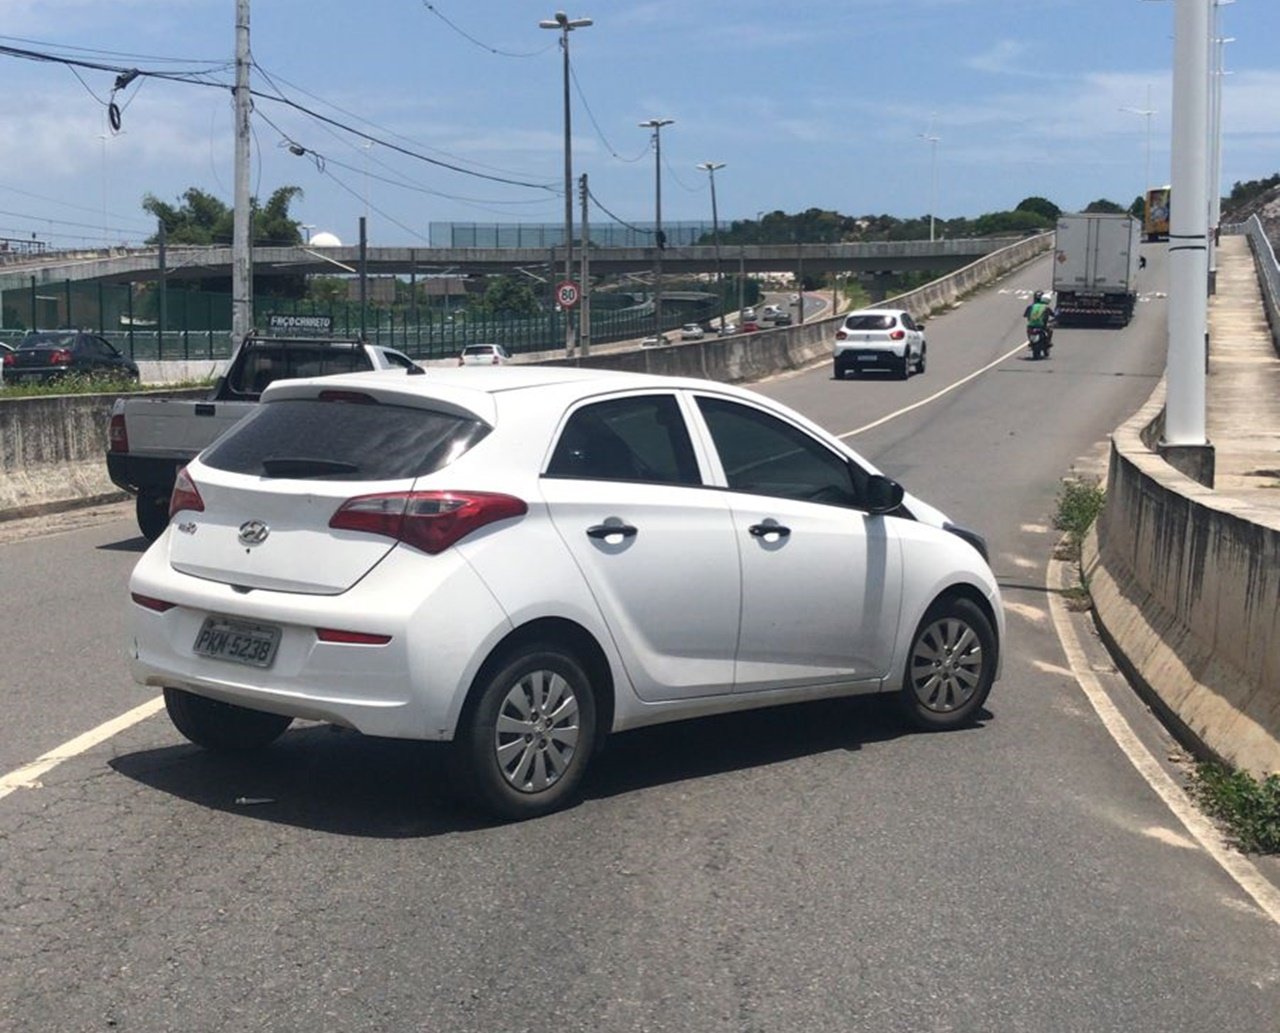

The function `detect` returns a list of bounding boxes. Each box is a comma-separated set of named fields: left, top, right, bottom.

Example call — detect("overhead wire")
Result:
left=568, top=62, right=648, bottom=164
left=585, top=186, right=654, bottom=238
left=420, top=2, right=555, bottom=58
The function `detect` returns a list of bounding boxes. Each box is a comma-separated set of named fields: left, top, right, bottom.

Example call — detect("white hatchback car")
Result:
left=833, top=308, right=927, bottom=380
left=129, top=367, right=1002, bottom=819
left=458, top=343, right=511, bottom=366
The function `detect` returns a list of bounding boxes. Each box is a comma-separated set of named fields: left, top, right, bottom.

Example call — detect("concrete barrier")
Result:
left=1085, top=381, right=1280, bottom=778
left=0, top=233, right=1050, bottom=522
left=0, top=388, right=206, bottom=519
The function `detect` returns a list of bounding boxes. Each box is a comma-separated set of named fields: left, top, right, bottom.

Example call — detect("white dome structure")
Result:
left=308, top=231, right=342, bottom=247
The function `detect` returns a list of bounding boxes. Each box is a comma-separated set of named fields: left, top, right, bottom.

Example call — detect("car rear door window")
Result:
left=844, top=315, right=895, bottom=331
left=696, top=396, right=861, bottom=507
left=201, top=398, right=490, bottom=480
left=546, top=394, right=701, bottom=485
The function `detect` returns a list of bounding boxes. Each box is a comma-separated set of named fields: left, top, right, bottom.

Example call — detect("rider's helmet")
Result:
left=1033, top=291, right=1045, bottom=302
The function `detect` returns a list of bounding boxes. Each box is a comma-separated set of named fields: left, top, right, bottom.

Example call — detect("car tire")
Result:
left=916, top=346, right=927, bottom=374
left=833, top=361, right=846, bottom=380
left=895, top=597, right=996, bottom=731
left=453, top=645, right=597, bottom=821
left=897, top=354, right=911, bottom=380
left=163, top=686, right=293, bottom=752
left=136, top=489, right=171, bottom=542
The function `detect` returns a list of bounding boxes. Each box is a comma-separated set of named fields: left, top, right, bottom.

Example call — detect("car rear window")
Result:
left=18, top=334, right=76, bottom=349
left=201, top=398, right=490, bottom=481
left=844, top=315, right=896, bottom=330
left=463, top=345, right=496, bottom=356
left=228, top=345, right=376, bottom=394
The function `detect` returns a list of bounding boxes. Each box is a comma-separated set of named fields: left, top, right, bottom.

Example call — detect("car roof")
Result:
left=844, top=308, right=906, bottom=318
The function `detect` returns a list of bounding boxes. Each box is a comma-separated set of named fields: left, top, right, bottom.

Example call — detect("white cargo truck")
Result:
left=1051, top=213, right=1141, bottom=327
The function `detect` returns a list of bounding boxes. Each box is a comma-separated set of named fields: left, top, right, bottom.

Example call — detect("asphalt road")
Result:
left=1, top=247, right=1277, bottom=1032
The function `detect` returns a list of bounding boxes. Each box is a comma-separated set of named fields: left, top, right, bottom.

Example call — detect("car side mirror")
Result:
left=865, top=474, right=905, bottom=515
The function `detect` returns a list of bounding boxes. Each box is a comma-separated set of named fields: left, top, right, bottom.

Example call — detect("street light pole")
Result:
left=640, top=118, right=673, bottom=337
left=539, top=10, right=592, bottom=355
left=918, top=115, right=939, bottom=242
left=696, top=161, right=725, bottom=328
left=1120, top=84, right=1157, bottom=204
left=1208, top=25, right=1234, bottom=292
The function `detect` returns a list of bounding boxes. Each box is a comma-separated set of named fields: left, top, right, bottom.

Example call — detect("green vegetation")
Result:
left=1083, top=198, right=1128, bottom=215
left=1053, top=475, right=1105, bottom=609
left=1190, top=762, right=1280, bottom=854
left=0, top=373, right=213, bottom=398
left=1226, top=173, right=1280, bottom=208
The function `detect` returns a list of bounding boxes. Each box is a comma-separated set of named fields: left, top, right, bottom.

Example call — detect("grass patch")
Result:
left=0, top=373, right=213, bottom=398
left=1189, top=762, right=1280, bottom=854
left=1053, top=475, right=1105, bottom=561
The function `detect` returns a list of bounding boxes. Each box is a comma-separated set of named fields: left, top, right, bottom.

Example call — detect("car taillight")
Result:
left=317, top=390, right=376, bottom=404
left=1, top=351, right=13, bottom=367
left=48, top=348, right=74, bottom=365
left=329, top=491, right=527, bottom=555
left=836, top=330, right=848, bottom=340
left=889, top=329, right=905, bottom=340
left=131, top=593, right=176, bottom=612
left=316, top=628, right=392, bottom=645
left=169, top=465, right=205, bottom=518
left=492, top=355, right=499, bottom=364
left=108, top=412, right=129, bottom=453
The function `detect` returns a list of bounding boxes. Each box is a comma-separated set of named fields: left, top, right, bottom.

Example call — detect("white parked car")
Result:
left=458, top=343, right=511, bottom=366
left=833, top=308, right=927, bottom=380
left=129, top=367, right=1002, bottom=819
left=679, top=323, right=706, bottom=341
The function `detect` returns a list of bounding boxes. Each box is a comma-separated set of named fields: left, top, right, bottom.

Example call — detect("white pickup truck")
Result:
left=107, top=333, right=420, bottom=539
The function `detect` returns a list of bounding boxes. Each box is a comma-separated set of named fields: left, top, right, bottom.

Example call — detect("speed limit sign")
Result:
left=555, top=280, right=581, bottom=309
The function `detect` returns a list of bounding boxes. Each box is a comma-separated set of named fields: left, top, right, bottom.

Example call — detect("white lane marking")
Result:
left=1047, top=550, right=1280, bottom=926
left=839, top=340, right=1028, bottom=439
left=0, top=696, right=164, bottom=801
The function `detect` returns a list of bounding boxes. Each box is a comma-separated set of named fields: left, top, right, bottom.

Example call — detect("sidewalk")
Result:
left=1208, top=235, right=1280, bottom=504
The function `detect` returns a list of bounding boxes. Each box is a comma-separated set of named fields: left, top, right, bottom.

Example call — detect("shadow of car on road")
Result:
left=109, top=695, right=991, bottom=837
left=96, top=534, right=149, bottom=553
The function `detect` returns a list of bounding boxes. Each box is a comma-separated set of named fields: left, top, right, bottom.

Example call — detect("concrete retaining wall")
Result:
left=1085, top=381, right=1280, bottom=778
left=0, top=233, right=1050, bottom=521
left=0, top=388, right=206, bottom=518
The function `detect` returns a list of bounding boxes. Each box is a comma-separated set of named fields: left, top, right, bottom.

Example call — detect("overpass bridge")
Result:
left=0, top=236, right=1027, bottom=290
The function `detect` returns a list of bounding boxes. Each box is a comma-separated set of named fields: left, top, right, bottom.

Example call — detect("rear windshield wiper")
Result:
left=260, top=456, right=360, bottom=478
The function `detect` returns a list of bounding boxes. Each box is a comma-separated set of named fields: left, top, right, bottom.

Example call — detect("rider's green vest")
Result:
left=1027, top=302, right=1051, bottom=327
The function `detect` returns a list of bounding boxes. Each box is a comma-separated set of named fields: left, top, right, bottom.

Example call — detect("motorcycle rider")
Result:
left=1024, top=290, right=1057, bottom=346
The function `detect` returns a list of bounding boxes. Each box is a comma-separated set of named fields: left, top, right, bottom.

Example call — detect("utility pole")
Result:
left=918, top=114, right=940, bottom=243
left=157, top=219, right=167, bottom=359
left=696, top=161, right=725, bottom=328
left=579, top=173, right=590, bottom=357
left=539, top=11, right=592, bottom=356
left=231, top=0, right=253, bottom=349
left=359, top=216, right=368, bottom=341
left=639, top=118, right=673, bottom=338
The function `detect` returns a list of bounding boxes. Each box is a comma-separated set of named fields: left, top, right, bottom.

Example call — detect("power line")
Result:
left=586, top=186, right=654, bottom=238
left=420, top=2, right=556, bottom=58
left=568, top=62, right=648, bottom=163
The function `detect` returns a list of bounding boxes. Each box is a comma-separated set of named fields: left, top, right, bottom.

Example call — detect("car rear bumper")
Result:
left=129, top=535, right=515, bottom=741
left=834, top=347, right=906, bottom=371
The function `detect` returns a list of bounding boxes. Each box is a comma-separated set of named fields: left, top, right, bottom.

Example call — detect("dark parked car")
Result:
left=2, top=331, right=139, bottom=383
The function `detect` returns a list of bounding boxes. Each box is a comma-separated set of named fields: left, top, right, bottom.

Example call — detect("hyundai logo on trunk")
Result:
left=238, top=520, right=270, bottom=546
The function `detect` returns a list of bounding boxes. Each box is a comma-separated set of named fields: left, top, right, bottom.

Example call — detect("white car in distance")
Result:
left=129, top=366, right=1002, bottom=820
left=833, top=308, right=927, bottom=380
left=458, top=343, right=511, bottom=366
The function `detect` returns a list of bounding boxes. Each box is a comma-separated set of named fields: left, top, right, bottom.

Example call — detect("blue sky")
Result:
left=1, top=0, right=1276, bottom=248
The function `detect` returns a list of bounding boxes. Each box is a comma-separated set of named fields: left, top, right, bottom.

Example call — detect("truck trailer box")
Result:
left=1051, top=213, right=1141, bottom=326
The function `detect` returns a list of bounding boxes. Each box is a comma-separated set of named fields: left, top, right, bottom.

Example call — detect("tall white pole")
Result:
left=231, top=0, right=253, bottom=349
left=1165, top=0, right=1210, bottom=449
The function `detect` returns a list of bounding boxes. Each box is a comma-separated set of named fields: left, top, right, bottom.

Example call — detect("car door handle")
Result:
left=587, top=523, right=637, bottom=540
left=749, top=522, right=791, bottom=538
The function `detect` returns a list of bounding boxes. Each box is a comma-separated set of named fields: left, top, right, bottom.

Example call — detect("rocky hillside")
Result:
left=1222, top=181, right=1280, bottom=248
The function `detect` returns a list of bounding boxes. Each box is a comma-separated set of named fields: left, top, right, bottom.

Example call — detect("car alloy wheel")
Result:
left=897, top=597, right=995, bottom=730
left=494, top=667, right=582, bottom=793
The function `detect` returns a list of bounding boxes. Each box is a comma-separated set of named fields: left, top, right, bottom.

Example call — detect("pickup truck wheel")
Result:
left=136, top=490, right=171, bottom=541
left=164, top=687, right=292, bottom=752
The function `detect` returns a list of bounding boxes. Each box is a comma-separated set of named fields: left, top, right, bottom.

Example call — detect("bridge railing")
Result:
left=1226, top=215, right=1280, bottom=347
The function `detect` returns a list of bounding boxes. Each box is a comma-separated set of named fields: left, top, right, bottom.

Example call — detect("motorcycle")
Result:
left=1027, top=324, right=1053, bottom=360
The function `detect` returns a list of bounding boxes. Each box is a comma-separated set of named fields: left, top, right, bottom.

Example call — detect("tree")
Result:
left=1083, top=198, right=1126, bottom=214
left=474, top=275, right=540, bottom=318
left=1016, top=196, right=1061, bottom=221
left=1128, top=195, right=1146, bottom=220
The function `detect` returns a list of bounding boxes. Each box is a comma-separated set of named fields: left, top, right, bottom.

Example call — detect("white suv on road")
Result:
left=130, top=366, right=1000, bottom=820
left=833, top=308, right=927, bottom=380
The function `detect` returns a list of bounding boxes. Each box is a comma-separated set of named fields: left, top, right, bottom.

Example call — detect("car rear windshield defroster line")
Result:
left=201, top=398, right=491, bottom=481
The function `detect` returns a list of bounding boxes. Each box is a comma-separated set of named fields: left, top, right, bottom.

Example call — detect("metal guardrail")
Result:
left=1227, top=215, right=1280, bottom=346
